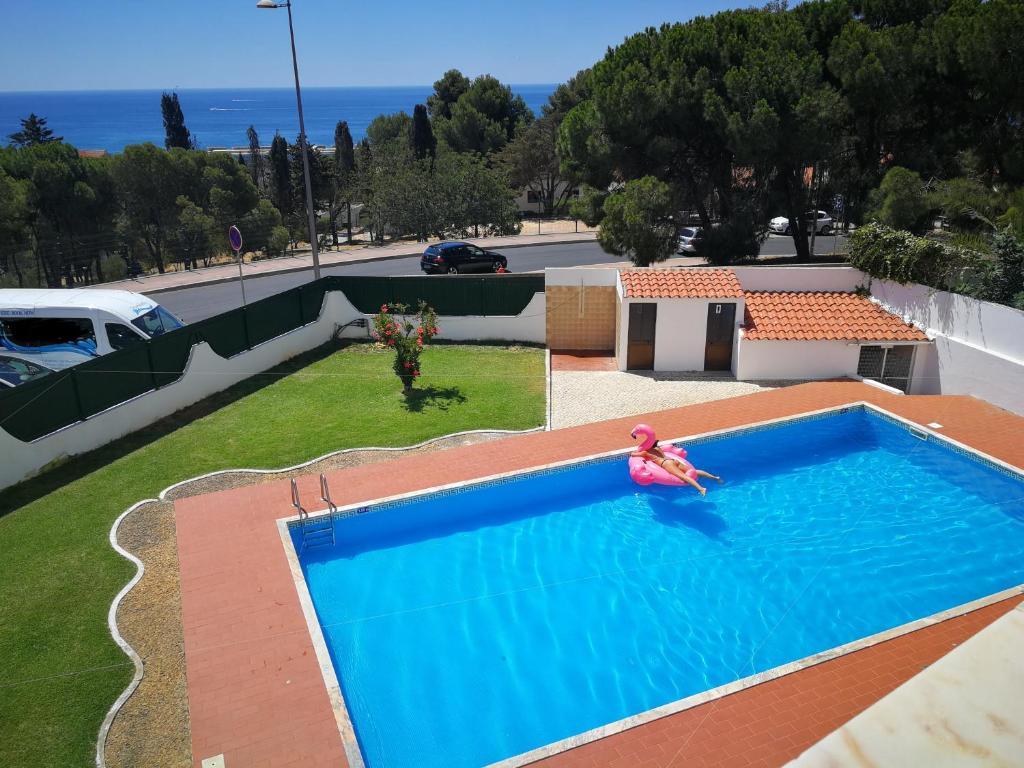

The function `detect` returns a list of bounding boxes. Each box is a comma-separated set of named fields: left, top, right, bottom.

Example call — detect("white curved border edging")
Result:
left=96, top=500, right=152, bottom=768
left=96, top=425, right=544, bottom=768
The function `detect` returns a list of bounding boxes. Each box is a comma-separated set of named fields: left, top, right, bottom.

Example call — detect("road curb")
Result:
left=121, top=237, right=598, bottom=296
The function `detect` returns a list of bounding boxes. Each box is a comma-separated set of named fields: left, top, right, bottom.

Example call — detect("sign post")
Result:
left=228, top=225, right=246, bottom=306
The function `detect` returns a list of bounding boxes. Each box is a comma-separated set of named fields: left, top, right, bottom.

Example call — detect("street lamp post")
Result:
left=257, top=0, right=321, bottom=280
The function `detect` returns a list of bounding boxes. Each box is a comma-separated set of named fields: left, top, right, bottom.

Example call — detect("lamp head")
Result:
left=256, top=0, right=282, bottom=8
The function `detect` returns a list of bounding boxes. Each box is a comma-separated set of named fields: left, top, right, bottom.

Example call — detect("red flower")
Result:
left=403, top=361, right=411, bottom=368
left=413, top=370, right=420, bottom=377
left=381, top=304, right=389, bottom=312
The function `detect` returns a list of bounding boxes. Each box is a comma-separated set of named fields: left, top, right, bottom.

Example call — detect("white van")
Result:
left=0, top=289, right=184, bottom=372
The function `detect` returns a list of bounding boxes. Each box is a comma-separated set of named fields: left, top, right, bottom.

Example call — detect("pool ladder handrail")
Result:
left=292, top=476, right=335, bottom=550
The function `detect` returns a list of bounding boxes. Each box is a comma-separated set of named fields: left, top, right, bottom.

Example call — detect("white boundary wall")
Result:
left=2, top=289, right=545, bottom=490
left=731, top=265, right=865, bottom=292
left=870, top=279, right=1024, bottom=414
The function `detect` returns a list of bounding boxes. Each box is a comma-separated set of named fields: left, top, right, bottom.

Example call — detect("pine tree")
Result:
left=160, top=92, right=195, bottom=150
left=410, top=104, right=436, bottom=162
left=246, top=125, right=265, bottom=192
left=8, top=113, right=61, bottom=147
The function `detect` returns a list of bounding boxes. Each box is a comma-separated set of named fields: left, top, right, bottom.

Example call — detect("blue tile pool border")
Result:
left=286, top=401, right=1024, bottom=531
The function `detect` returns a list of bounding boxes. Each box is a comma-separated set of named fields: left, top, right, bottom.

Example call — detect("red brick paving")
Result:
left=175, top=382, right=1024, bottom=767
left=531, top=596, right=1022, bottom=768
left=551, top=350, right=618, bottom=371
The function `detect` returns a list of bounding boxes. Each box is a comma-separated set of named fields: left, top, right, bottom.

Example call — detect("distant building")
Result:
left=514, top=181, right=579, bottom=216
left=76, top=149, right=108, bottom=158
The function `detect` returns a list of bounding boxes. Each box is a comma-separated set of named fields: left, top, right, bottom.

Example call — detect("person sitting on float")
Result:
left=630, top=427, right=722, bottom=496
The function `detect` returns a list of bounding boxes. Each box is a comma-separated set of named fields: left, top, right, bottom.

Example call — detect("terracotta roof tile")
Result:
left=620, top=269, right=744, bottom=299
left=742, top=291, right=930, bottom=342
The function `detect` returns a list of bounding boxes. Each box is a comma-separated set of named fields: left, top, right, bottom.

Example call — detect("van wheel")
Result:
left=784, top=225, right=791, bottom=235
left=447, top=265, right=459, bottom=274
left=820, top=225, right=832, bottom=235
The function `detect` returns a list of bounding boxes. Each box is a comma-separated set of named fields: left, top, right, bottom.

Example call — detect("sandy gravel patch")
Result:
left=551, top=371, right=798, bottom=429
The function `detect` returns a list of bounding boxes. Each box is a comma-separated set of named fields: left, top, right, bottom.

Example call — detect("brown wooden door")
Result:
left=627, top=303, right=657, bottom=369
left=704, top=303, right=736, bottom=371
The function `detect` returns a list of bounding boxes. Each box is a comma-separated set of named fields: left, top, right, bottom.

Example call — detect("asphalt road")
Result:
left=152, top=234, right=848, bottom=323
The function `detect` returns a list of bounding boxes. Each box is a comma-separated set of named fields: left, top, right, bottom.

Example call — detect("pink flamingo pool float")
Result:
left=628, top=423, right=697, bottom=487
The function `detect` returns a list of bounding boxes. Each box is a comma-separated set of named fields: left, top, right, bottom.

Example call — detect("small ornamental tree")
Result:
left=371, top=301, right=439, bottom=392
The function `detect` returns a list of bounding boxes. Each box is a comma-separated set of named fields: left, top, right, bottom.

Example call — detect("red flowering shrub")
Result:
left=371, top=301, right=439, bottom=391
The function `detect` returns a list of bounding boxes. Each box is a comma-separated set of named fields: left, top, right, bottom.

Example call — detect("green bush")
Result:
left=849, top=222, right=983, bottom=288
left=866, top=167, right=933, bottom=234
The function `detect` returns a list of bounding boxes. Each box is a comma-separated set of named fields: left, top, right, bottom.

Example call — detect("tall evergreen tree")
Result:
left=268, top=132, right=292, bottom=223
left=410, top=104, right=437, bottom=162
left=246, top=125, right=265, bottom=192
left=160, top=92, right=195, bottom=150
left=8, top=113, right=61, bottom=147
left=334, top=121, right=356, bottom=243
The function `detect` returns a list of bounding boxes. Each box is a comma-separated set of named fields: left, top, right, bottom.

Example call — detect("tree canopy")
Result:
left=559, top=0, right=1024, bottom=265
left=8, top=113, right=62, bottom=148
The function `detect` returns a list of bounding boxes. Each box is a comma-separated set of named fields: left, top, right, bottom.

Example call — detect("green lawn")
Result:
left=0, top=342, right=544, bottom=767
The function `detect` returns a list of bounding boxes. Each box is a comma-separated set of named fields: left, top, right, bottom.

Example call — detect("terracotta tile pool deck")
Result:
left=175, top=382, right=1024, bottom=768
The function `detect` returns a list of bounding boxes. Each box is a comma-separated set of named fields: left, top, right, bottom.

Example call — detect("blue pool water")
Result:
left=293, top=408, right=1024, bottom=768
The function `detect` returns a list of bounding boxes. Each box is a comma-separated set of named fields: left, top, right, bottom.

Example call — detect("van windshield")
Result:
left=131, top=306, right=183, bottom=338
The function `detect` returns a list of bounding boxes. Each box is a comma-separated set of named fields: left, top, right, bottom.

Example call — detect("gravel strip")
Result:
left=106, top=500, right=190, bottom=768
left=551, top=371, right=800, bottom=429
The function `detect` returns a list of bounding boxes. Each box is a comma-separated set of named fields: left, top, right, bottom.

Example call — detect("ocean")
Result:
left=0, top=85, right=557, bottom=153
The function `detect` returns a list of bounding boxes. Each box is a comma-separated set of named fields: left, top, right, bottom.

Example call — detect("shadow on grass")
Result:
left=402, top=385, right=467, bottom=413
left=0, top=341, right=342, bottom=520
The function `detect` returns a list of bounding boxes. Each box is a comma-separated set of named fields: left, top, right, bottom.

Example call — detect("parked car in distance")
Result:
left=420, top=242, right=508, bottom=274
left=0, top=354, right=54, bottom=388
left=677, top=227, right=704, bottom=254
left=768, top=210, right=833, bottom=235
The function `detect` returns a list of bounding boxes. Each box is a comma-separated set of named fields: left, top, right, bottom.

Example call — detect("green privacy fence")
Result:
left=0, top=274, right=544, bottom=443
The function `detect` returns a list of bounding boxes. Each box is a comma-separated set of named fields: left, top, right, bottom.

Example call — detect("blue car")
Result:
left=420, top=241, right=508, bottom=274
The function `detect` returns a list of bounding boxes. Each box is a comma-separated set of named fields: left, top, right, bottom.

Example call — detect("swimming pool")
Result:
left=288, top=406, right=1024, bottom=768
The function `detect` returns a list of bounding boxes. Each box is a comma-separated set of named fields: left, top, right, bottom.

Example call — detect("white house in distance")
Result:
left=546, top=267, right=936, bottom=393
left=614, top=269, right=931, bottom=391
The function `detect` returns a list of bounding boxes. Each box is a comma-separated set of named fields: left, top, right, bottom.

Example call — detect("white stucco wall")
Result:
left=870, top=279, right=1024, bottom=414
left=732, top=266, right=865, bottom=292
left=616, top=296, right=745, bottom=372
left=735, top=338, right=861, bottom=381
left=2, top=288, right=546, bottom=490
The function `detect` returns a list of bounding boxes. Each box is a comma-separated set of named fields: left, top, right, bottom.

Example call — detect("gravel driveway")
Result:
left=551, top=370, right=794, bottom=429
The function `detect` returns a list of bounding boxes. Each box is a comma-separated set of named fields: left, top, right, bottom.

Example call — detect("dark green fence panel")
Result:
left=0, top=273, right=548, bottom=443
left=477, top=276, right=546, bottom=315
left=0, top=370, right=81, bottom=442
left=74, top=344, right=155, bottom=418
left=190, top=307, right=250, bottom=358
left=299, top=280, right=329, bottom=324
left=332, top=275, right=544, bottom=316
left=247, top=288, right=305, bottom=347
left=148, top=326, right=199, bottom=388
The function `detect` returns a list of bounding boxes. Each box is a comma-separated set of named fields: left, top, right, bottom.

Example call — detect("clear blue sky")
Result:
left=1, top=0, right=754, bottom=90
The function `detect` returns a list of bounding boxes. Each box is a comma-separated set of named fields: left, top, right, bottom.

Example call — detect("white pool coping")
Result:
left=276, top=401, right=1024, bottom=768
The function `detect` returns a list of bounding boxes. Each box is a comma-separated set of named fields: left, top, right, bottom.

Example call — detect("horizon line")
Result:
left=0, top=83, right=560, bottom=95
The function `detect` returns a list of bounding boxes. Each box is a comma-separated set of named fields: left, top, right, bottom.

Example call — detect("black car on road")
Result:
left=420, top=241, right=508, bottom=274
